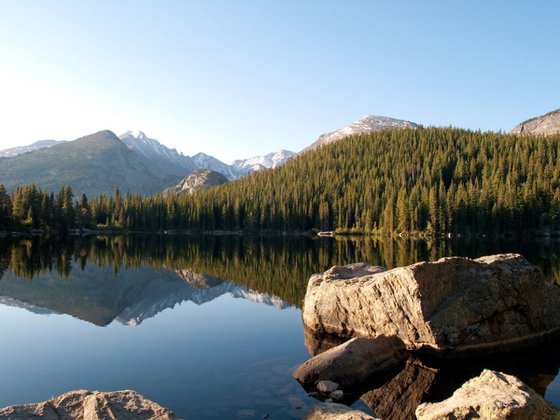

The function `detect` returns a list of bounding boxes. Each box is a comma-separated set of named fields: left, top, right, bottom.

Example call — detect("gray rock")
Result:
left=329, top=390, right=344, bottom=401
left=166, top=168, right=229, bottom=194
left=294, top=336, right=407, bottom=388
left=510, top=108, right=560, bottom=136
left=305, top=402, right=378, bottom=419
left=302, top=254, right=560, bottom=357
left=0, top=389, right=175, bottom=419
left=303, top=115, right=418, bottom=153
left=415, top=369, right=559, bottom=419
left=317, top=380, right=340, bottom=394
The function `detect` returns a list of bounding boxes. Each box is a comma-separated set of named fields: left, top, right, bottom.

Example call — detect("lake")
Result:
left=0, top=235, right=559, bottom=418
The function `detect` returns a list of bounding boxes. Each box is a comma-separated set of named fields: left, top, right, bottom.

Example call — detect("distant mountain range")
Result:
left=0, top=130, right=295, bottom=196
left=0, top=140, right=67, bottom=158
left=2, top=110, right=556, bottom=197
left=0, top=265, right=289, bottom=327
left=0, top=130, right=161, bottom=196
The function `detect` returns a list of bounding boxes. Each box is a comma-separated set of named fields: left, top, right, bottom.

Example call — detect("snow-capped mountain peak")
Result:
left=121, top=130, right=147, bottom=140
left=303, top=115, right=419, bottom=152
left=231, top=150, right=295, bottom=176
left=118, top=131, right=196, bottom=178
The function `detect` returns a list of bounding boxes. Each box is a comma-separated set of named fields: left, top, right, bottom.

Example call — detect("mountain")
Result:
left=193, top=150, right=295, bottom=180
left=166, top=169, right=228, bottom=194
left=232, top=150, right=295, bottom=176
left=0, top=130, right=169, bottom=196
left=0, top=129, right=295, bottom=196
left=303, top=115, right=419, bottom=152
left=0, top=140, right=67, bottom=157
left=510, top=109, right=560, bottom=136
left=192, top=152, right=240, bottom=180
left=119, top=131, right=196, bottom=178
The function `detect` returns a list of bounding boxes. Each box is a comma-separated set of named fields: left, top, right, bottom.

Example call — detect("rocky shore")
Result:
left=295, top=254, right=560, bottom=419
left=0, top=390, right=175, bottom=419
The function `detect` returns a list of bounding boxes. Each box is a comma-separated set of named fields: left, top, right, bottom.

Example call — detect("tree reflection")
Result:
left=0, top=235, right=558, bottom=307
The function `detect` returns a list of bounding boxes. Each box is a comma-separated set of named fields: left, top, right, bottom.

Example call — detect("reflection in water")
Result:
left=0, top=235, right=559, bottom=417
left=0, top=262, right=289, bottom=327
left=1, top=235, right=560, bottom=310
left=304, top=328, right=560, bottom=417
left=304, top=313, right=560, bottom=418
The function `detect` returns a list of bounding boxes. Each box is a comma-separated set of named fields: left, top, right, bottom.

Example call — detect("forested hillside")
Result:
left=1, top=127, right=560, bottom=235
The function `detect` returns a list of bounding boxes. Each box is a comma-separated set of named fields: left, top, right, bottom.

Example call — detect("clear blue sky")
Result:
left=0, top=1, right=558, bottom=162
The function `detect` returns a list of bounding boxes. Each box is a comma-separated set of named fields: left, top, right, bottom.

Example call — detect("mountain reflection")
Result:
left=0, top=235, right=559, bottom=326
left=0, top=262, right=291, bottom=326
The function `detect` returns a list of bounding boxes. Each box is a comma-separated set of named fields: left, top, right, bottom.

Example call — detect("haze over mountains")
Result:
left=0, top=140, right=67, bottom=158
left=0, top=129, right=295, bottom=197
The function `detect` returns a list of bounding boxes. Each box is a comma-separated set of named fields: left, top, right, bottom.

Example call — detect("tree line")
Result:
left=1, top=127, right=560, bottom=235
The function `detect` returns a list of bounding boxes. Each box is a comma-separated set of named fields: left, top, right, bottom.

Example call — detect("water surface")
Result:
left=0, top=235, right=558, bottom=418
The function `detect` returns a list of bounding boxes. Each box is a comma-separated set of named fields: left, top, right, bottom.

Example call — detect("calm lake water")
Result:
left=0, top=235, right=559, bottom=418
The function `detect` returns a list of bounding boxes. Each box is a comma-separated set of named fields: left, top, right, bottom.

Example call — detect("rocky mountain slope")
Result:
left=192, top=152, right=240, bottom=180
left=232, top=150, right=295, bottom=176
left=119, top=130, right=196, bottom=178
left=0, top=130, right=165, bottom=196
left=302, top=115, right=419, bottom=152
left=0, top=130, right=295, bottom=195
left=166, top=169, right=228, bottom=194
left=0, top=139, right=67, bottom=157
left=510, top=108, right=560, bottom=136
left=193, top=150, right=295, bottom=180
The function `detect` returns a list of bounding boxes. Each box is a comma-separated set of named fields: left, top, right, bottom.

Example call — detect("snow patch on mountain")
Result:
left=119, top=131, right=196, bottom=178
left=303, top=115, right=419, bottom=152
left=0, top=140, right=66, bottom=158
left=232, top=150, right=295, bottom=176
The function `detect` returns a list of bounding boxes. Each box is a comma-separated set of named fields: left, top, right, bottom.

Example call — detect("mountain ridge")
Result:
left=0, top=130, right=296, bottom=196
left=510, top=108, right=560, bottom=136
left=0, top=130, right=168, bottom=196
left=0, top=140, right=67, bottom=158
left=302, top=115, right=419, bottom=152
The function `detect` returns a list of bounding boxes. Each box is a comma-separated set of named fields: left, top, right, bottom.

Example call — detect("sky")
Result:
left=0, top=1, right=559, bottom=163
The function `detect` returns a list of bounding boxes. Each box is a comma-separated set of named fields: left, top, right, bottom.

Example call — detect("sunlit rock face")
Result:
left=416, top=369, right=559, bottom=419
left=510, top=108, right=560, bottom=136
left=302, top=254, right=560, bottom=357
left=302, top=115, right=418, bottom=153
left=0, top=389, right=176, bottom=419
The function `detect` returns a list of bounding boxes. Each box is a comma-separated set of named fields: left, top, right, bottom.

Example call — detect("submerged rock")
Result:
left=294, top=336, right=407, bottom=389
left=317, top=380, right=340, bottom=394
left=305, top=402, right=378, bottom=419
left=302, top=254, right=560, bottom=357
left=0, top=389, right=175, bottom=419
left=415, top=369, right=559, bottom=419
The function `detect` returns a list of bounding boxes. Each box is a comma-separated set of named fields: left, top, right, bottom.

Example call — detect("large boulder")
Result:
left=294, top=335, right=407, bottom=389
left=0, top=389, right=175, bottom=419
left=415, top=369, right=559, bottom=419
left=302, top=254, right=560, bottom=357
